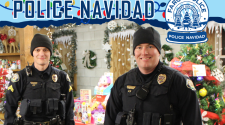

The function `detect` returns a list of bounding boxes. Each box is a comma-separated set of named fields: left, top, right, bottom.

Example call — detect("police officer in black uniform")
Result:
left=4, top=34, right=75, bottom=125
left=104, top=27, right=202, bottom=125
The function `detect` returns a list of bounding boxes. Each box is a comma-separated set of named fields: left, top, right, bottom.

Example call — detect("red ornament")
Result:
left=41, top=12, right=44, bottom=15
left=103, top=10, right=106, bottom=16
left=162, top=12, right=165, bottom=18
left=77, top=10, right=80, bottom=16
left=52, top=41, right=54, bottom=44
left=142, top=15, right=145, bottom=21
left=12, top=12, right=13, bottom=15
left=56, top=65, right=59, bottom=68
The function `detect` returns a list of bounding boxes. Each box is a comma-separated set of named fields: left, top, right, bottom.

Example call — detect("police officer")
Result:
left=104, top=27, right=202, bottom=125
left=4, top=34, right=75, bottom=125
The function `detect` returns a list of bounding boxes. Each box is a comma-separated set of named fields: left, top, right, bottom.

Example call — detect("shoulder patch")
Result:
left=66, top=74, right=71, bottom=82
left=157, top=74, right=167, bottom=85
left=11, top=73, right=19, bottom=82
left=8, top=85, right=14, bottom=92
left=186, top=79, right=196, bottom=90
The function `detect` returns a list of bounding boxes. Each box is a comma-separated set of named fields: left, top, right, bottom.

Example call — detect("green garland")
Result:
left=52, top=30, right=77, bottom=85
left=103, top=23, right=141, bottom=69
left=162, top=44, right=174, bottom=66
left=82, top=50, right=97, bottom=69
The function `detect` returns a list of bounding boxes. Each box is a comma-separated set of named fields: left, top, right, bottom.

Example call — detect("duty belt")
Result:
left=24, top=118, right=58, bottom=125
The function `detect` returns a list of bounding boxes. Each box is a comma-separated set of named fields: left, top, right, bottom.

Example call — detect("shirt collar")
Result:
left=32, top=63, right=52, bottom=76
left=137, top=60, right=163, bottom=83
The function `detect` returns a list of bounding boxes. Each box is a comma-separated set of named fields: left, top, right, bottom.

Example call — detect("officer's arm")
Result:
left=104, top=76, right=124, bottom=125
left=174, top=73, right=202, bottom=125
left=61, top=72, right=75, bottom=125
left=4, top=71, right=25, bottom=125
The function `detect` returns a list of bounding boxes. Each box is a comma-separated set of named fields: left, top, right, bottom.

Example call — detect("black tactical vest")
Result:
left=21, top=67, right=62, bottom=121
left=121, top=65, right=177, bottom=124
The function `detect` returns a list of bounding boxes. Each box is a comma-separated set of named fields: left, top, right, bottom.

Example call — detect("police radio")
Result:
left=136, top=63, right=163, bottom=100
left=26, top=62, right=32, bottom=77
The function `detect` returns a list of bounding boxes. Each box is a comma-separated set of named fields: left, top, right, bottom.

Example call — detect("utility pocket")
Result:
left=20, top=99, right=29, bottom=117
left=24, top=82, right=42, bottom=98
left=115, top=112, right=127, bottom=125
left=29, top=99, right=42, bottom=114
left=151, top=113, right=160, bottom=125
left=143, top=112, right=152, bottom=125
left=46, top=98, right=59, bottom=116
left=150, top=84, right=168, bottom=96
left=46, top=83, right=61, bottom=98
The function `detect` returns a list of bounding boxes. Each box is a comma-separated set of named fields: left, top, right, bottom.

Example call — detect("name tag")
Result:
left=30, top=82, right=37, bottom=86
left=127, top=85, right=136, bottom=89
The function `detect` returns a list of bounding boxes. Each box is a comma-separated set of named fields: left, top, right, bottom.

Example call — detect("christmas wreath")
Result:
left=82, top=50, right=97, bottom=69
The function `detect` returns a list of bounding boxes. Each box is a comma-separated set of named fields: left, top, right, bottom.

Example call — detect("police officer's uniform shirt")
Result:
left=104, top=61, right=202, bottom=125
left=4, top=64, right=75, bottom=125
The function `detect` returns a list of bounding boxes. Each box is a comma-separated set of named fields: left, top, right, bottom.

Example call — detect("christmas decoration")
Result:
left=5, top=1, right=9, bottom=7
left=211, top=68, right=224, bottom=82
left=162, top=44, right=174, bottom=66
left=176, top=43, right=216, bottom=71
left=103, top=23, right=141, bottom=69
left=71, top=0, right=75, bottom=5
left=102, top=43, right=111, bottom=52
left=199, top=88, right=207, bottom=97
left=108, top=21, right=117, bottom=31
left=0, top=40, right=3, bottom=53
left=77, top=10, right=80, bottom=16
left=174, top=43, right=225, bottom=125
left=82, top=50, right=97, bottom=69
left=8, top=28, right=16, bottom=37
left=51, top=29, right=77, bottom=85
left=197, top=55, right=202, bottom=61
left=162, top=12, right=165, bottom=18
left=0, top=68, right=13, bottom=113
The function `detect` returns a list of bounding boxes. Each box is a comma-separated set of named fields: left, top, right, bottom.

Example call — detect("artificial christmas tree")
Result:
left=173, top=43, right=225, bottom=125
left=50, top=41, right=63, bottom=70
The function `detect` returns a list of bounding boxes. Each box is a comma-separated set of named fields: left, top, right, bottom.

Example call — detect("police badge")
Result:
left=157, top=74, right=166, bottom=85
left=52, top=74, right=58, bottom=82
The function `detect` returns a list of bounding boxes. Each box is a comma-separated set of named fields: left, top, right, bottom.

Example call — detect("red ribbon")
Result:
left=8, top=38, right=15, bottom=43
left=0, top=34, right=7, bottom=40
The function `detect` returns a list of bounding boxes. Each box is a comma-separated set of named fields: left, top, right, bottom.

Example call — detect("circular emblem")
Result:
left=11, top=73, right=19, bottom=83
left=157, top=74, right=167, bottom=85
left=165, top=0, right=208, bottom=32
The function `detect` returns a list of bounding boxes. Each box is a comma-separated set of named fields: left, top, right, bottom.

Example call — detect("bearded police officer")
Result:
left=4, top=34, right=75, bottom=125
left=104, top=27, right=202, bottom=125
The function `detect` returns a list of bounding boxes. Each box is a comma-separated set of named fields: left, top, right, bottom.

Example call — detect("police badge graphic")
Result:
left=165, top=0, right=209, bottom=44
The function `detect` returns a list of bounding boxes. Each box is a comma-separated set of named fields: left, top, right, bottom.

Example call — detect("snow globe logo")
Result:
left=165, top=0, right=209, bottom=44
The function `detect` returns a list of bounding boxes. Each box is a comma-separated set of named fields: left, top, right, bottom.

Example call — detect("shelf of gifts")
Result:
left=0, top=53, right=20, bottom=56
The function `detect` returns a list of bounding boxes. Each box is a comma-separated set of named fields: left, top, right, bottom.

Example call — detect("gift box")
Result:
left=96, top=95, right=106, bottom=102
left=74, top=99, right=86, bottom=121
